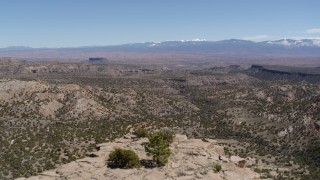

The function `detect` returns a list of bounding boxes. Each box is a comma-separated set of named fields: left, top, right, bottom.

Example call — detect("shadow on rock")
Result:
left=140, top=159, right=157, bottom=168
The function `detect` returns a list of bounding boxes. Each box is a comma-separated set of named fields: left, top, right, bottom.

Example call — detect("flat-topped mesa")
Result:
left=17, top=134, right=260, bottom=180
left=249, top=64, right=320, bottom=83
left=88, top=57, right=109, bottom=63
left=251, top=64, right=320, bottom=75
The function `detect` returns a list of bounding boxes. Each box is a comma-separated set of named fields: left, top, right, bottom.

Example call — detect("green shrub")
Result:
left=158, top=129, right=175, bottom=144
left=108, top=148, right=141, bottom=168
left=213, top=163, right=222, bottom=173
left=145, top=131, right=173, bottom=166
left=134, top=128, right=148, bottom=138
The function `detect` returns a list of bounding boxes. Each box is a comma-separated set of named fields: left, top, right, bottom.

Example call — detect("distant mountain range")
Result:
left=1, top=39, right=320, bottom=52
left=1, top=39, right=320, bottom=66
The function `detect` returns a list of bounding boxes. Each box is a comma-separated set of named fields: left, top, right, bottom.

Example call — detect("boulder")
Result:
left=230, top=156, right=246, bottom=168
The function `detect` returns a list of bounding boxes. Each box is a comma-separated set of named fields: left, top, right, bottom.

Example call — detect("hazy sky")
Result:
left=0, top=0, right=320, bottom=48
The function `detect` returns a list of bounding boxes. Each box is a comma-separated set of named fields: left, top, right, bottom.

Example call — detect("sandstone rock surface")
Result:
left=17, top=134, right=260, bottom=180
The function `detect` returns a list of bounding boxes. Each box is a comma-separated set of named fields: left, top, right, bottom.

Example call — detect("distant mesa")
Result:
left=88, top=57, right=109, bottom=63
left=249, top=64, right=320, bottom=83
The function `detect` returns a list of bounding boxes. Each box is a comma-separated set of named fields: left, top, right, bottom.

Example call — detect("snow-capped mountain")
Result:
left=2, top=39, right=320, bottom=51
left=149, top=39, right=208, bottom=47
left=264, top=39, right=320, bottom=47
left=120, top=38, right=320, bottom=50
left=1, top=39, right=320, bottom=59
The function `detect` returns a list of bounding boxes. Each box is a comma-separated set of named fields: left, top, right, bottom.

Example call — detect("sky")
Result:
left=0, top=0, right=320, bottom=48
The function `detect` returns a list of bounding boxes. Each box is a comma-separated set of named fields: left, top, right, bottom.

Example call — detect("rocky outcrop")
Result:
left=230, top=156, right=246, bottom=168
left=17, top=134, right=260, bottom=180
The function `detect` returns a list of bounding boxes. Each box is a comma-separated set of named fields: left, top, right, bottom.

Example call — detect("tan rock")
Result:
left=20, top=134, right=260, bottom=180
left=231, top=156, right=246, bottom=168
left=174, top=134, right=188, bottom=142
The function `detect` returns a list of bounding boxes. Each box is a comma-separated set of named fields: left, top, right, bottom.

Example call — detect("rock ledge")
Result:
left=17, top=134, right=260, bottom=180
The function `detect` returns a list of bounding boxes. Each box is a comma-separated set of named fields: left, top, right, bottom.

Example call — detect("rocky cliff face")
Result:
left=249, top=65, right=320, bottom=83
left=17, top=134, right=260, bottom=180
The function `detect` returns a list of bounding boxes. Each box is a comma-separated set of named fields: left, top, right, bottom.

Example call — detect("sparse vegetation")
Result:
left=108, top=148, right=141, bottom=169
left=0, top=62, right=320, bottom=179
left=134, top=128, right=148, bottom=138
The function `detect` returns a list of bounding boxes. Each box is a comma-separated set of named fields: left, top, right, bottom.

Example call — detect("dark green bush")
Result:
left=108, top=148, right=141, bottom=168
left=213, top=163, right=222, bottom=173
left=134, top=128, right=148, bottom=138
